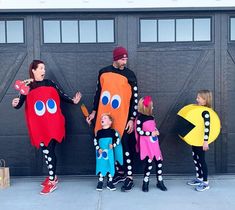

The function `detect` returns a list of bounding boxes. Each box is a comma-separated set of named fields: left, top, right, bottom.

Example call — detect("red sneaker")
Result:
left=41, top=176, right=58, bottom=187
left=40, top=180, right=57, bottom=195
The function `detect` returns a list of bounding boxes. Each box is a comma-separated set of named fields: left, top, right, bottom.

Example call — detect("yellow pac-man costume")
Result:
left=177, top=104, right=221, bottom=146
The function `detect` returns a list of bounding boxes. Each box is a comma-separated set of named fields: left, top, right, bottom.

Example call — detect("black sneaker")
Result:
left=112, top=173, right=126, bottom=185
left=121, top=177, right=134, bottom=192
left=107, top=181, right=116, bottom=191
left=96, top=181, right=103, bottom=191
left=142, top=181, right=149, bottom=192
left=156, top=181, right=167, bottom=191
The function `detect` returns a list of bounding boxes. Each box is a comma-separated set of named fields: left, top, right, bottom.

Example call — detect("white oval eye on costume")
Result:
left=34, top=101, right=46, bottom=116
left=46, top=99, right=57, bottom=114
left=101, top=91, right=111, bottom=105
left=111, top=95, right=121, bottom=109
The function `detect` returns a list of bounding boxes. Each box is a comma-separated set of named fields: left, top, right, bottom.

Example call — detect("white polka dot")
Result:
left=137, top=127, right=141, bottom=131
left=49, top=176, right=54, bottom=180
left=196, top=173, right=199, bottom=177
left=205, top=128, right=209, bottom=133
left=94, top=142, right=97, bottom=146
left=133, top=86, right=138, bottom=91
left=137, top=120, right=141, bottom=125
left=48, top=157, right=52, bottom=162
left=44, top=155, right=48, bottom=159
left=140, top=131, right=144, bottom=135
left=158, top=170, right=162, bottom=174
left=108, top=174, right=112, bottom=177
left=117, top=138, right=120, bottom=141
left=40, top=143, right=44, bottom=147
left=196, top=167, right=199, bottom=171
left=99, top=177, right=103, bottom=181
left=205, top=121, right=210, bottom=126
left=113, top=143, right=117, bottom=147
left=192, top=152, right=194, bottom=156
left=205, top=114, right=209, bottom=118
left=96, top=146, right=99, bottom=150
left=148, top=166, right=152, bottom=170
left=134, top=93, right=138, bottom=97
left=127, top=166, right=132, bottom=170
left=115, top=132, right=119, bottom=137
left=133, top=112, right=137, bottom=116
left=146, top=131, right=150, bottom=136
left=135, top=99, right=138, bottom=103
left=127, top=159, right=131, bottom=163
left=48, top=164, right=53, bottom=169
left=109, top=177, right=113, bottom=181
left=204, top=135, right=209, bottom=140
left=144, top=177, right=149, bottom=182
left=146, top=172, right=150, bottom=176
left=49, top=171, right=53, bottom=175
left=125, top=152, right=130, bottom=156
left=46, top=161, right=48, bottom=164
left=127, top=171, right=132, bottom=175
left=158, top=176, right=163, bottom=181
left=134, top=105, right=138, bottom=110
left=194, top=160, right=197, bottom=164
left=43, top=149, right=49, bottom=154
left=148, top=159, right=152, bottom=163
left=158, top=163, right=162, bottom=168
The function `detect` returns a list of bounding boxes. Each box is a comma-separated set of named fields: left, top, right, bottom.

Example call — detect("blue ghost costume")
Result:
left=94, top=128, right=123, bottom=177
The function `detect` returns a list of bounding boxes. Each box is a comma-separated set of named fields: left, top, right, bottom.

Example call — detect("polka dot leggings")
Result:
left=143, top=158, right=163, bottom=183
left=40, top=140, right=57, bottom=181
left=98, top=172, right=113, bottom=182
left=192, top=146, right=208, bottom=182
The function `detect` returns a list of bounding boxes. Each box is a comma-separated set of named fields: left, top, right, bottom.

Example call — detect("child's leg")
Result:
left=96, top=173, right=104, bottom=191
left=142, top=158, right=153, bottom=192
left=192, top=146, right=203, bottom=180
left=40, top=140, right=57, bottom=181
left=107, top=173, right=116, bottom=191
left=155, top=159, right=167, bottom=191
left=196, top=148, right=208, bottom=182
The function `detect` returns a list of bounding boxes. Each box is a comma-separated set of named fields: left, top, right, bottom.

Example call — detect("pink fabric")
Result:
left=135, top=119, right=163, bottom=161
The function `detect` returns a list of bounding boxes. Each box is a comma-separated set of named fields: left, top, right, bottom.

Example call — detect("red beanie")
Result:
left=113, top=46, right=128, bottom=61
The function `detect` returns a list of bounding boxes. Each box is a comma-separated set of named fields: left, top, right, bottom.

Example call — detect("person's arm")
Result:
left=111, top=129, right=121, bottom=148
left=202, top=110, right=210, bottom=151
left=128, top=73, right=138, bottom=121
left=12, top=94, right=26, bottom=109
left=93, top=72, right=102, bottom=112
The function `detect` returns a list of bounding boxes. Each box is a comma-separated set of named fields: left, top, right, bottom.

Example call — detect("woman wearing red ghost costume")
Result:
left=12, top=60, right=81, bottom=195
left=87, top=47, right=138, bottom=192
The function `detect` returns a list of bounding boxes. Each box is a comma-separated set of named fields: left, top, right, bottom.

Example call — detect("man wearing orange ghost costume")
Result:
left=87, top=46, right=138, bottom=192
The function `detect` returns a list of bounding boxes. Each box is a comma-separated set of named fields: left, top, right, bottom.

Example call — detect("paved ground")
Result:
left=0, top=175, right=235, bottom=210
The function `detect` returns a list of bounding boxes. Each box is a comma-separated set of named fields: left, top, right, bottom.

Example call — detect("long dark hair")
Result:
left=29, top=60, right=44, bottom=80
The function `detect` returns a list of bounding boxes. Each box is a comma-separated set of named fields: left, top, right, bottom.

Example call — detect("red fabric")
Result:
left=25, top=86, right=65, bottom=148
left=113, top=46, right=128, bottom=61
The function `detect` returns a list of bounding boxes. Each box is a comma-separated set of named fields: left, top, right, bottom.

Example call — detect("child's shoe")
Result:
left=156, top=181, right=167, bottom=191
left=107, top=181, right=116, bottom=191
left=40, top=180, right=57, bottom=195
left=142, top=181, right=149, bottom=192
left=187, top=178, right=203, bottom=186
left=41, top=175, right=58, bottom=187
left=96, top=181, right=103, bottom=191
left=195, top=182, right=210, bottom=192
left=121, top=177, right=134, bottom=192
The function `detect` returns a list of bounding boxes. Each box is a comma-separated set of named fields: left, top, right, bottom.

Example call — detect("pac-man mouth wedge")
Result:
left=177, top=104, right=221, bottom=146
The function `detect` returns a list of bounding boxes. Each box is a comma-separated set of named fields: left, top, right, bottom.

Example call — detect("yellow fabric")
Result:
left=177, top=104, right=221, bottom=146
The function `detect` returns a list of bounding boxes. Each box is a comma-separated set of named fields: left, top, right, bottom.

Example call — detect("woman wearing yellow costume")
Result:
left=177, top=90, right=221, bottom=192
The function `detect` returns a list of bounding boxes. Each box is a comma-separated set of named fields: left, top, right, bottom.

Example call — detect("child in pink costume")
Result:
left=135, top=96, right=167, bottom=192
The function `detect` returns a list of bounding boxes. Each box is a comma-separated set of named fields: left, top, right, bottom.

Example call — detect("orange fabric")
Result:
left=95, top=72, right=132, bottom=137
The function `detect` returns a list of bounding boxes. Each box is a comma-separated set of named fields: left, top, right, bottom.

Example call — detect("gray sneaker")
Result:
left=195, top=182, right=210, bottom=192
left=187, top=178, right=203, bottom=186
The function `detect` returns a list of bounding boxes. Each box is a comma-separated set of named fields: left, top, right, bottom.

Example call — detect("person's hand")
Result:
left=72, top=92, right=82, bottom=104
left=125, top=119, right=134, bottom=134
left=152, top=130, right=159, bottom=137
left=12, top=98, right=20, bottom=107
left=203, top=141, right=209, bottom=151
left=86, top=110, right=96, bottom=125
left=109, top=144, right=113, bottom=149
left=98, top=149, right=103, bottom=154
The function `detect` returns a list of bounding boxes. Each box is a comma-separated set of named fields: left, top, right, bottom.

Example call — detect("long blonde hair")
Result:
left=197, top=90, right=213, bottom=108
left=138, top=96, right=153, bottom=116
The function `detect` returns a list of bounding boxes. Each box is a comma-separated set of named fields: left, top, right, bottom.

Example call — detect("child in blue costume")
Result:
left=94, top=113, right=123, bottom=191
